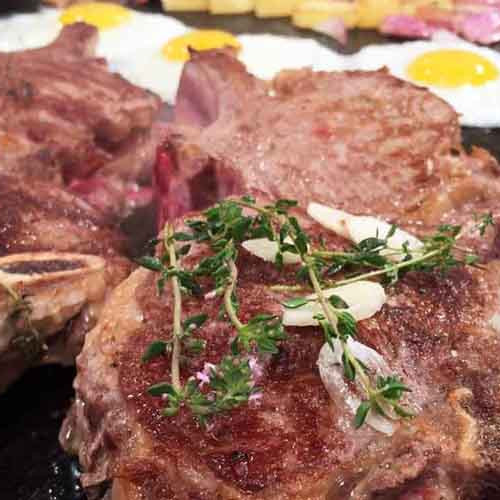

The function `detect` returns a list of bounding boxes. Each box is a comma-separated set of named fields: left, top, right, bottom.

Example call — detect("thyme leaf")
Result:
left=477, top=212, right=495, bottom=236
left=1, top=282, right=46, bottom=362
left=142, top=340, right=170, bottom=363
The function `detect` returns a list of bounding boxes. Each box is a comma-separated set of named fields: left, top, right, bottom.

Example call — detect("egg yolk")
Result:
left=162, top=30, right=241, bottom=62
left=407, top=49, right=499, bottom=88
left=60, top=2, right=131, bottom=30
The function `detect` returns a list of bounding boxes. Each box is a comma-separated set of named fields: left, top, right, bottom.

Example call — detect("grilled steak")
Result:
left=158, top=50, right=500, bottom=256
left=0, top=174, right=131, bottom=391
left=60, top=199, right=500, bottom=499
left=0, top=23, right=162, bottom=217
left=58, top=49, right=500, bottom=499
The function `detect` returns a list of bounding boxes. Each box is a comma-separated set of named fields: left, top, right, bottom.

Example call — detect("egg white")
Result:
left=0, top=9, right=60, bottom=51
left=238, top=34, right=347, bottom=80
left=348, top=31, right=500, bottom=127
left=110, top=48, right=184, bottom=104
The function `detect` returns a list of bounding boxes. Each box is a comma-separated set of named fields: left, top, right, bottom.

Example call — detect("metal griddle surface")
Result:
left=0, top=2, right=499, bottom=499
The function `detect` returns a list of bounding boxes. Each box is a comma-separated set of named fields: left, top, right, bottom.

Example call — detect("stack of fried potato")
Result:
left=41, top=0, right=455, bottom=35
left=163, top=0, right=452, bottom=29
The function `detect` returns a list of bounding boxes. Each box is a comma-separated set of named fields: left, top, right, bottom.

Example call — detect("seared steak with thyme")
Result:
left=0, top=174, right=130, bottom=391
left=158, top=50, right=500, bottom=256
left=61, top=197, right=500, bottom=499
left=0, top=23, right=162, bottom=217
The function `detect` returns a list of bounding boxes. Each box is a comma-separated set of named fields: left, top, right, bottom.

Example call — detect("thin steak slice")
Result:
left=158, top=50, right=500, bottom=256
left=0, top=23, right=162, bottom=217
left=60, top=199, right=500, bottom=499
left=0, top=174, right=131, bottom=391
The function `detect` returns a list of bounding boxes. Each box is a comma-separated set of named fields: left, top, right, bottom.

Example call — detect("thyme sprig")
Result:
left=223, top=259, right=286, bottom=356
left=139, top=197, right=488, bottom=428
left=139, top=204, right=286, bottom=424
left=273, top=221, right=487, bottom=293
left=477, top=212, right=494, bottom=237
left=275, top=212, right=414, bottom=427
left=179, top=198, right=288, bottom=356
left=140, top=224, right=258, bottom=424
left=0, top=281, right=45, bottom=361
left=148, top=357, right=257, bottom=422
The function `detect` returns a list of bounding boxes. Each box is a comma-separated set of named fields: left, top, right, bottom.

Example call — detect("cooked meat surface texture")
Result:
left=61, top=201, right=500, bottom=499
left=158, top=50, right=500, bottom=256
left=0, top=174, right=128, bottom=258
left=0, top=174, right=131, bottom=391
left=0, top=23, right=162, bottom=216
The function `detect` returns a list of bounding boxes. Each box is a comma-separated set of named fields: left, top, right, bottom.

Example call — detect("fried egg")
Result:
left=238, top=34, right=346, bottom=80
left=114, top=30, right=347, bottom=102
left=348, top=31, right=500, bottom=127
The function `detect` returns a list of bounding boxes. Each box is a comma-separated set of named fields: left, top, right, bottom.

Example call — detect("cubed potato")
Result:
left=162, top=0, right=209, bottom=11
left=292, top=1, right=358, bottom=29
left=209, top=0, right=254, bottom=14
left=357, top=0, right=400, bottom=28
left=255, top=0, right=298, bottom=17
left=400, top=0, right=453, bottom=16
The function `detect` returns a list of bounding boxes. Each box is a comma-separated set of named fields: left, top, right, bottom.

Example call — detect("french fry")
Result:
left=292, top=1, right=359, bottom=29
left=162, top=0, right=209, bottom=11
left=209, top=0, right=254, bottom=14
left=356, top=0, right=400, bottom=28
left=254, top=0, right=298, bottom=17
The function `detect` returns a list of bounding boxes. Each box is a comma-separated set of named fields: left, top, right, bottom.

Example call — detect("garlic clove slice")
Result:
left=318, top=339, right=396, bottom=435
left=282, top=302, right=323, bottom=327
left=307, top=202, right=423, bottom=263
left=319, top=281, right=386, bottom=321
left=346, top=216, right=423, bottom=262
left=307, top=202, right=351, bottom=239
left=242, top=238, right=302, bottom=265
left=283, top=280, right=386, bottom=327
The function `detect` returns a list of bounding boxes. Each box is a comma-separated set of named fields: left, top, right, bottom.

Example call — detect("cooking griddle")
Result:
left=1, top=2, right=499, bottom=499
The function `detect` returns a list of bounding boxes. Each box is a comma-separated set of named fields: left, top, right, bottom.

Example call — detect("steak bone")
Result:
left=0, top=252, right=107, bottom=390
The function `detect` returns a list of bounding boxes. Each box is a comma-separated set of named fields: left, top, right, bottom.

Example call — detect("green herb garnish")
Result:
left=139, top=198, right=486, bottom=428
left=0, top=282, right=45, bottom=361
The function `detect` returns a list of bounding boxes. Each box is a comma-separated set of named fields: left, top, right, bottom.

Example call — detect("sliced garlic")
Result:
left=242, top=237, right=302, bottom=265
left=318, top=339, right=395, bottom=435
left=307, top=202, right=351, bottom=239
left=307, top=202, right=423, bottom=262
left=282, top=280, right=386, bottom=327
left=346, top=216, right=423, bottom=262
